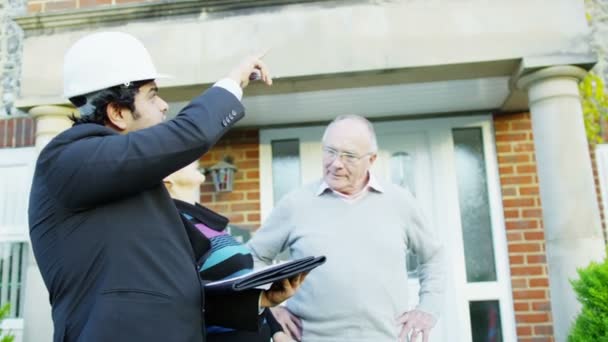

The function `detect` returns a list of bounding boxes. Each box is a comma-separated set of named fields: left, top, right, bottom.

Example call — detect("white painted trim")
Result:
left=443, top=116, right=517, bottom=342
left=0, top=147, right=37, bottom=241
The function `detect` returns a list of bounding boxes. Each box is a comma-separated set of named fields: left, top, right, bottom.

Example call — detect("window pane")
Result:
left=389, top=151, right=419, bottom=277
left=453, top=128, right=497, bottom=282
left=271, top=139, right=301, bottom=204
left=0, top=242, right=27, bottom=318
left=470, top=300, right=503, bottom=342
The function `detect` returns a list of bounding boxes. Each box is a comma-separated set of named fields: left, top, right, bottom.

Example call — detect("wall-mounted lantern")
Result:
left=208, top=156, right=237, bottom=193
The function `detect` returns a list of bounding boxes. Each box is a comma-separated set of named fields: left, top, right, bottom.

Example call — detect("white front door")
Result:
left=260, top=116, right=516, bottom=341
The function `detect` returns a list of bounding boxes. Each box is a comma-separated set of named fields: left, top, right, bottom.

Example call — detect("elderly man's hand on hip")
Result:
left=396, top=309, right=437, bottom=342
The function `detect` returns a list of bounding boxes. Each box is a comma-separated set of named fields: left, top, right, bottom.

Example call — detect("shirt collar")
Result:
left=316, top=173, right=384, bottom=198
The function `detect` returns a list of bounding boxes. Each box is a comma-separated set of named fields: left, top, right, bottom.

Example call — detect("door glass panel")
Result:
left=453, top=128, right=497, bottom=282
left=271, top=139, right=301, bottom=204
left=389, top=151, right=419, bottom=278
left=469, top=300, right=503, bottom=342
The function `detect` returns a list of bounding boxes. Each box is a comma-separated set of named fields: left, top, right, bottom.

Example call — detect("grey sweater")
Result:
left=248, top=179, right=445, bottom=342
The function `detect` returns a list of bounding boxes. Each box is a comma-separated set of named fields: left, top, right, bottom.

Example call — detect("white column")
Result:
left=30, top=105, right=74, bottom=152
left=517, top=66, right=606, bottom=342
left=22, top=105, right=73, bottom=342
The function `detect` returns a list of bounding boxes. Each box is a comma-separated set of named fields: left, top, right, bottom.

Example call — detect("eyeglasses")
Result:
left=322, top=146, right=373, bottom=164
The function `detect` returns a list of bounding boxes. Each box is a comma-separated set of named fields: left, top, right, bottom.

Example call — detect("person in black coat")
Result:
left=165, top=163, right=296, bottom=342
left=28, top=31, right=303, bottom=342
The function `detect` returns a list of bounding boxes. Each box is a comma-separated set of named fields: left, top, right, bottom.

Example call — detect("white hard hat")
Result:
left=63, top=31, right=170, bottom=99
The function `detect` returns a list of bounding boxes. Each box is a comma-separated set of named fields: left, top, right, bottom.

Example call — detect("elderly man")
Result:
left=247, top=115, right=445, bottom=342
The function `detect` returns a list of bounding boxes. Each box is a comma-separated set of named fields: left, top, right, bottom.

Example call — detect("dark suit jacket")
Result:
left=28, top=87, right=259, bottom=342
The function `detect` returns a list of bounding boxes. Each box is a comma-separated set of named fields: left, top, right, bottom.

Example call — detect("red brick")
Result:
left=532, top=301, right=551, bottom=311
left=6, top=119, right=14, bottom=147
left=522, top=209, right=542, bottom=218
left=497, top=144, right=512, bottom=153
left=79, top=0, right=111, bottom=7
left=234, top=172, right=245, bottom=181
left=199, top=194, right=213, bottom=203
left=516, top=164, right=537, bottom=173
left=200, top=153, right=214, bottom=163
left=506, top=220, right=539, bottom=230
left=507, top=232, right=523, bottom=241
left=510, top=255, right=525, bottom=265
left=524, top=231, right=544, bottom=241
left=25, top=118, right=35, bottom=146
left=226, top=150, right=245, bottom=159
left=235, top=160, right=258, bottom=170
left=511, top=278, right=527, bottom=289
left=504, top=113, right=530, bottom=121
left=115, top=0, right=147, bottom=3
left=520, top=186, right=539, bottom=196
left=512, top=121, right=532, bottom=130
left=514, top=302, right=530, bottom=311
left=206, top=204, right=229, bottom=212
left=226, top=213, right=245, bottom=224
left=526, top=254, right=547, bottom=264
left=504, top=209, right=519, bottom=219
left=511, top=266, right=544, bottom=276
left=509, top=243, right=541, bottom=253
left=233, top=181, right=260, bottom=191
left=27, top=2, right=43, bottom=13
left=504, top=198, right=535, bottom=208
left=519, top=337, right=553, bottom=342
left=516, top=312, right=550, bottom=323
left=247, top=213, right=260, bottom=222
left=498, top=154, right=530, bottom=164
left=513, top=289, right=546, bottom=300
left=216, top=192, right=244, bottom=202
left=501, top=175, right=533, bottom=185
left=45, top=0, right=77, bottom=11
left=201, top=183, right=216, bottom=193
left=246, top=192, right=260, bottom=201
left=231, top=202, right=259, bottom=212
left=0, top=119, right=6, bottom=147
left=246, top=171, right=259, bottom=179
left=533, top=325, right=553, bottom=335
left=13, top=119, right=24, bottom=147
left=517, top=326, right=532, bottom=336
left=494, top=121, right=510, bottom=131
left=502, top=187, right=517, bottom=196
left=499, top=165, right=514, bottom=175
left=496, top=133, right=528, bottom=142
left=245, top=150, right=259, bottom=159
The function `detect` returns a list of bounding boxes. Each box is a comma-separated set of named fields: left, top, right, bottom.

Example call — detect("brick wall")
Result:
left=494, top=112, right=554, bottom=342
left=590, top=145, right=608, bottom=244
left=198, top=129, right=260, bottom=231
left=27, top=0, right=150, bottom=14
left=0, top=116, right=35, bottom=148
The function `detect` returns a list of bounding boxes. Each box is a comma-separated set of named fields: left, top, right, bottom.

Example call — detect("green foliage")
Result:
left=580, top=71, right=608, bottom=144
left=568, top=255, right=608, bottom=341
left=0, top=304, right=14, bottom=342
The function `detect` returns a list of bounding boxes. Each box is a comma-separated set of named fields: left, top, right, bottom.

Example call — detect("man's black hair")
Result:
left=68, top=79, right=152, bottom=126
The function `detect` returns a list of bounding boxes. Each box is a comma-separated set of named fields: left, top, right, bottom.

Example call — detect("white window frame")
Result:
left=0, top=147, right=36, bottom=342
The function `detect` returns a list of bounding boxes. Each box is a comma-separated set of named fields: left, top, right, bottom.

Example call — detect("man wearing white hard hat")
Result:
left=28, top=31, right=303, bottom=342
